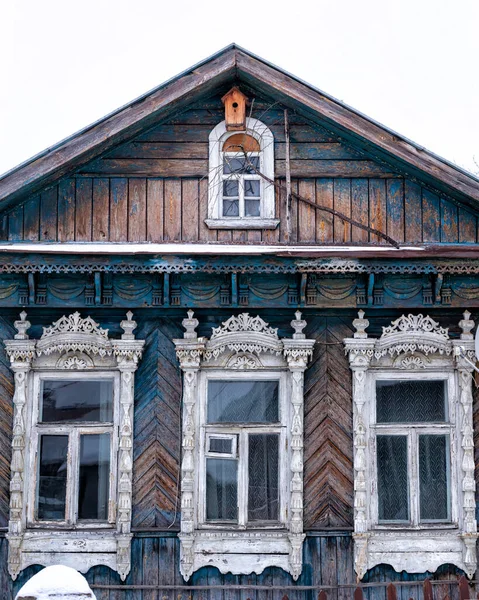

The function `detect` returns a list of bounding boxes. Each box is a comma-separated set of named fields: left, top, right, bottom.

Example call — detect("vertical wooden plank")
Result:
left=458, top=208, right=477, bottom=243
left=0, top=214, right=8, bottom=240
left=147, top=178, right=164, bottom=242
left=423, top=579, right=433, bottom=600
left=58, top=179, right=76, bottom=241
left=164, top=179, right=182, bottom=241
left=23, top=196, right=40, bottom=241
left=316, top=178, right=334, bottom=243
left=422, top=189, right=440, bottom=242
left=279, top=178, right=289, bottom=243
left=320, top=537, right=338, bottom=600
left=351, top=179, right=369, bottom=243
left=92, top=177, right=110, bottom=241
left=387, top=583, right=397, bottom=600
left=369, top=179, right=386, bottom=243
left=333, top=178, right=351, bottom=243
left=182, top=179, right=199, bottom=241
left=128, top=178, right=147, bottom=242
left=290, top=179, right=299, bottom=243
left=217, top=229, right=233, bottom=242
left=199, top=177, right=216, bottom=241
left=143, top=536, right=159, bottom=600
left=262, top=183, right=280, bottom=243
left=386, top=179, right=404, bottom=242
left=404, top=180, right=422, bottom=243
left=247, top=230, right=261, bottom=242
left=8, top=206, right=23, bottom=241
left=233, top=230, right=247, bottom=242
left=298, top=179, right=316, bottom=242
left=160, top=536, right=175, bottom=600
left=110, top=177, right=128, bottom=242
left=40, top=186, right=58, bottom=241
left=440, top=198, right=459, bottom=242
left=75, top=178, right=93, bottom=241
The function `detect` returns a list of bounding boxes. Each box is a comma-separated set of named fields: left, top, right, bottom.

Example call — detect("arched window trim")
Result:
left=206, top=118, right=279, bottom=229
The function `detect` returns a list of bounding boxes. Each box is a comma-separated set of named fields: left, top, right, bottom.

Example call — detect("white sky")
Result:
left=1, top=0, right=478, bottom=178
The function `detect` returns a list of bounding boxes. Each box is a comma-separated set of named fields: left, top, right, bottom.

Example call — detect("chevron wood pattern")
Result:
left=0, top=317, right=14, bottom=527
left=303, top=317, right=354, bottom=529
left=132, top=317, right=183, bottom=529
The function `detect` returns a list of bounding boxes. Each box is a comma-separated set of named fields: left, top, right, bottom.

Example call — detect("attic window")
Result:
left=206, top=118, right=279, bottom=230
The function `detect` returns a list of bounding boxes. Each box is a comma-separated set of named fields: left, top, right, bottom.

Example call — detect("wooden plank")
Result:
left=217, top=229, right=233, bottom=242
left=142, top=537, right=159, bottom=600
left=351, top=179, right=369, bottom=243
left=404, top=180, right=422, bottom=243
left=262, top=183, right=280, bottom=244
left=422, top=189, right=440, bottom=242
left=23, top=196, right=40, bottom=241
left=92, top=177, right=110, bottom=241
left=128, top=178, right=147, bottom=242
left=440, top=198, right=459, bottom=242
left=75, top=178, right=92, bottom=241
left=80, top=158, right=395, bottom=178
left=386, top=179, right=404, bottom=242
left=369, top=179, right=387, bottom=243
left=40, top=186, right=58, bottom=241
left=181, top=179, right=199, bottom=241
left=109, top=177, right=128, bottom=242
left=333, top=179, right=351, bottom=243
left=7, top=206, right=23, bottom=241
left=458, top=208, right=476, bottom=243
left=298, top=179, right=316, bottom=242
left=163, top=179, right=182, bottom=241
left=58, top=179, right=76, bottom=242
left=0, top=214, right=7, bottom=240
left=316, top=178, right=334, bottom=243
left=278, top=178, right=289, bottom=243
left=199, top=177, right=216, bottom=241
left=247, top=230, right=262, bottom=242
left=147, top=178, right=164, bottom=242
left=233, top=230, right=247, bottom=243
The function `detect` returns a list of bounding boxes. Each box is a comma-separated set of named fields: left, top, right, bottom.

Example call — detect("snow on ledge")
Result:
left=15, top=565, right=96, bottom=600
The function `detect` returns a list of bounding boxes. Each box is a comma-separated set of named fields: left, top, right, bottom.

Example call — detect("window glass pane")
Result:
left=245, top=199, right=260, bottom=217
left=377, top=435, right=409, bottom=521
left=209, top=437, right=233, bottom=455
left=419, top=435, right=450, bottom=521
left=223, top=155, right=260, bottom=174
left=79, top=434, right=110, bottom=520
left=376, top=380, right=445, bottom=423
left=248, top=434, right=279, bottom=521
left=207, top=380, right=279, bottom=423
left=41, top=380, right=113, bottom=423
left=206, top=458, right=238, bottom=521
left=222, top=199, right=239, bottom=217
left=38, top=435, right=68, bottom=521
left=245, top=180, right=260, bottom=197
left=223, top=180, right=239, bottom=197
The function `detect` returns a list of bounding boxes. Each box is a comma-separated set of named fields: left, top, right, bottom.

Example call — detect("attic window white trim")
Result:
left=206, top=118, right=278, bottom=229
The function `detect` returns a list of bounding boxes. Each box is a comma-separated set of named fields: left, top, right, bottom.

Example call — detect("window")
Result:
left=344, top=311, right=477, bottom=580
left=206, top=118, right=279, bottom=229
left=174, top=311, right=314, bottom=581
left=4, top=311, right=144, bottom=581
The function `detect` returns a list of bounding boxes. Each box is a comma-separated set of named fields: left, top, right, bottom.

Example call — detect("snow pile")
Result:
left=15, top=565, right=97, bottom=600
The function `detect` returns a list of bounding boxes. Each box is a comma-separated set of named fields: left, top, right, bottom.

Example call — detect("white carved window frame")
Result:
left=205, top=118, right=279, bottom=230
left=4, top=311, right=144, bottom=581
left=344, top=311, right=478, bottom=580
left=174, top=312, right=315, bottom=581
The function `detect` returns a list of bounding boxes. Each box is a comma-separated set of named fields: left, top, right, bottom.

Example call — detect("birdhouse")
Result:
left=221, top=87, right=248, bottom=131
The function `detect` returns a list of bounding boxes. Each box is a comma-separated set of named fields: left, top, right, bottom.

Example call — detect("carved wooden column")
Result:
left=174, top=311, right=206, bottom=580
left=453, top=311, right=478, bottom=577
left=283, top=311, right=315, bottom=581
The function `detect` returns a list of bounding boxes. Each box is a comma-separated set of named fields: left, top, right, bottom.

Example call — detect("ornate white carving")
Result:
left=4, top=312, right=144, bottom=581
left=174, top=312, right=315, bottom=582
left=344, top=311, right=478, bottom=579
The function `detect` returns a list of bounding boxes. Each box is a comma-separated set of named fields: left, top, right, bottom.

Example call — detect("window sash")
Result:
left=221, top=151, right=262, bottom=219
left=27, top=372, right=119, bottom=528
left=197, top=371, right=287, bottom=529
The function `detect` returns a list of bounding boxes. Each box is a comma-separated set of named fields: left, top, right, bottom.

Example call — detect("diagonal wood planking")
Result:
left=132, top=317, right=183, bottom=529
left=303, top=317, right=354, bottom=529
left=0, top=317, right=14, bottom=527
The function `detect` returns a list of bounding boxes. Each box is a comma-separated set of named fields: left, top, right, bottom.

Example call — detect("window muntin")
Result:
left=30, top=373, right=117, bottom=527
left=222, top=147, right=262, bottom=219
left=200, top=373, right=285, bottom=528
left=374, top=377, right=452, bottom=525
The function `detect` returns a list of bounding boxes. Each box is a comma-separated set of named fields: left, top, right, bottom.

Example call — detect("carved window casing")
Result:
left=206, top=118, right=279, bottom=230
left=4, top=311, right=144, bottom=581
left=344, top=311, right=478, bottom=579
left=174, top=312, right=314, bottom=581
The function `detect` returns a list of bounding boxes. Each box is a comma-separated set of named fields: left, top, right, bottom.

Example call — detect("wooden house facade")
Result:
left=1, top=45, right=479, bottom=599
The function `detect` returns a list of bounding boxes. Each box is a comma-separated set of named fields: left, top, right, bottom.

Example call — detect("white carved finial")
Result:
left=14, top=312, right=30, bottom=340
left=353, top=310, right=369, bottom=339
left=459, top=310, right=474, bottom=340
left=183, top=310, right=199, bottom=339
left=120, top=311, right=137, bottom=340
left=291, top=311, right=307, bottom=340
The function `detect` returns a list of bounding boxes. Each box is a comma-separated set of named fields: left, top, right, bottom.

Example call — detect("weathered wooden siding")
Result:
left=1, top=98, right=478, bottom=245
